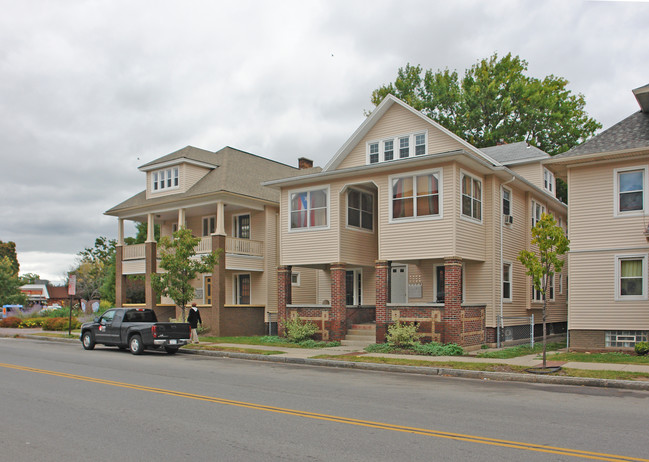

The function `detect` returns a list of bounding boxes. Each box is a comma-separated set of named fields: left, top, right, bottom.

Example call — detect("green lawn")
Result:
left=198, top=335, right=340, bottom=349
left=546, top=351, right=649, bottom=365
left=476, top=342, right=565, bottom=359
left=183, top=344, right=285, bottom=355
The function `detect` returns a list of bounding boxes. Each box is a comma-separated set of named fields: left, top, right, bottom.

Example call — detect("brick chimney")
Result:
left=298, top=157, right=313, bottom=169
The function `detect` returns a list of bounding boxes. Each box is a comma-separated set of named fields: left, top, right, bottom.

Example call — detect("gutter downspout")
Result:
left=499, top=176, right=516, bottom=347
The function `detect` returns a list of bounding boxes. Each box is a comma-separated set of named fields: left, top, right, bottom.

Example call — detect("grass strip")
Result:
left=546, top=352, right=649, bottom=365
left=312, top=355, right=649, bottom=381
left=30, top=332, right=79, bottom=339
left=183, top=344, right=285, bottom=355
left=476, top=342, right=564, bottom=359
left=199, top=336, right=339, bottom=349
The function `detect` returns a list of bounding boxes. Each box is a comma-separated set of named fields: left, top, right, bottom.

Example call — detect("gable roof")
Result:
left=322, top=94, right=500, bottom=171
left=480, top=141, right=549, bottom=166
left=106, top=146, right=317, bottom=216
left=138, top=145, right=218, bottom=170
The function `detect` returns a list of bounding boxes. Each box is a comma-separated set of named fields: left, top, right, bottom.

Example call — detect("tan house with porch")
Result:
left=105, top=145, right=318, bottom=335
left=266, top=95, right=567, bottom=347
left=545, top=84, right=649, bottom=350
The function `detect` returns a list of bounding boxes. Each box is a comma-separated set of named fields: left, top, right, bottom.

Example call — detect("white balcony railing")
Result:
left=123, top=243, right=145, bottom=260
left=226, top=237, right=264, bottom=257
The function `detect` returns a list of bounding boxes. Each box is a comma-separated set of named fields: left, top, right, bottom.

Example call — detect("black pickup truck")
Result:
left=80, top=308, right=191, bottom=355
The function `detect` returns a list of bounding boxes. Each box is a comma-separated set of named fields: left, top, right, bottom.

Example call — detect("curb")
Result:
left=6, top=334, right=649, bottom=391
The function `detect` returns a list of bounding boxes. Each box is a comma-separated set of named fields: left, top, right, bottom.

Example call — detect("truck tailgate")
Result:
left=153, top=323, right=190, bottom=339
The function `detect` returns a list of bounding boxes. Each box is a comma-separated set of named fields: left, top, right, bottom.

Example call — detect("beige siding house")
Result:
left=267, top=96, right=567, bottom=346
left=545, top=84, right=649, bottom=350
left=105, top=146, right=317, bottom=335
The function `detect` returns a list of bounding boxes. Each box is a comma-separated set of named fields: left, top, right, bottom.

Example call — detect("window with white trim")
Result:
left=616, top=254, right=647, bottom=300
left=532, top=200, right=545, bottom=227
left=390, top=171, right=441, bottom=221
left=202, top=216, right=215, bottom=237
left=461, top=172, right=482, bottom=221
left=543, top=168, right=555, bottom=195
left=366, top=131, right=427, bottom=164
left=533, top=274, right=554, bottom=302
left=152, top=167, right=179, bottom=192
left=502, top=187, right=511, bottom=217
left=616, top=167, right=645, bottom=214
left=347, top=189, right=373, bottom=231
left=291, top=272, right=300, bottom=286
left=502, top=263, right=512, bottom=302
left=290, top=187, right=328, bottom=230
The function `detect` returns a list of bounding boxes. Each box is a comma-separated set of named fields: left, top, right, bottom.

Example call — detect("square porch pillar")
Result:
left=210, top=233, right=226, bottom=336
left=375, top=260, right=390, bottom=343
left=443, top=256, right=462, bottom=345
left=115, top=245, right=126, bottom=307
left=277, top=265, right=292, bottom=337
left=144, top=241, right=157, bottom=310
left=330, top=263, right=347, bottom=341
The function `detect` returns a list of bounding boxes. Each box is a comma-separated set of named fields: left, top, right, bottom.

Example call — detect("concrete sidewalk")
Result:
left=2, top=328, right=649, bottom=390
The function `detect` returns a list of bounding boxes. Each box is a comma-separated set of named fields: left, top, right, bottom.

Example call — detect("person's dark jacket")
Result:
left=187, top=307, right=202, bottom=329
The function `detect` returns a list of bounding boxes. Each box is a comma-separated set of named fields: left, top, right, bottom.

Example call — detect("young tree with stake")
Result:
left=518, top=213, right=569, bottom=368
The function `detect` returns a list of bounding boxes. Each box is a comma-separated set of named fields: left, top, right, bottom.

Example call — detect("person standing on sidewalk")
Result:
left=187, top=303, right=202, bottom=344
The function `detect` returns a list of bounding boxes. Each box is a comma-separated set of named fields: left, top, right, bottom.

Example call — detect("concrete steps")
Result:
left=340, top=323, right=376, bottom=348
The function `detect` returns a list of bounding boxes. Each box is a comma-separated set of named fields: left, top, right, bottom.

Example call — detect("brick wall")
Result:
left=443, top=257, right=462, bottom=344
left=277, top=266, right=292, bottom=337
left=220, top=306, right=266, bottom=336
left=375, top=260, right=389, bottom=343
left=330, top=263, right=347, bottom=341
left=569, top=329, right=605, bottom=349
left=346, top=306, right=375, bottom=327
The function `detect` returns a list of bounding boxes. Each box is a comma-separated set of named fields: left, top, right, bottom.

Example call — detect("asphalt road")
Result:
left=1, top=337, right=648, bottom=462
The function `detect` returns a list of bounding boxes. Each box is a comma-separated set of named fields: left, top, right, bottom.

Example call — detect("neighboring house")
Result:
left=20, top=283, right=49, bottom=305
left=105, top=146, right=318, bottom=336
left=266, top=95, right=567, bottom=346
left=545, top=84, right=649, bottom=350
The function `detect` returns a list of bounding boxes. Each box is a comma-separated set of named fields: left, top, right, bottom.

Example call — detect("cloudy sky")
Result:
left=1, top=0, right=647, bottom=284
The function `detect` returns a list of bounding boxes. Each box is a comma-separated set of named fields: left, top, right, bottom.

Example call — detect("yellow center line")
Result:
left=2, top=362, right=645, bottom=462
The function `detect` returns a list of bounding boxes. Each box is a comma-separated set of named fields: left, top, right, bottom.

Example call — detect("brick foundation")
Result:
left=569, top=329, right=605, bottom=349
left=443, top=257, right=462, bottom=344
left=330, top=263, right=347, bottom=341
left=277, top=266, right=292, bottom=337
left=375, top=260, right=389, bottom=343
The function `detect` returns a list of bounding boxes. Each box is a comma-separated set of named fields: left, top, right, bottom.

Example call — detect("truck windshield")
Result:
left=123, top=310, right=157, bottom=323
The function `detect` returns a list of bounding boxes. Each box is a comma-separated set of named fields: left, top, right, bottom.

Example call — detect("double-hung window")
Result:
left=616, top=254, right=647, bottom=300
left=461, top=172, right=482, bottom=221
left=533, top=274, right=554, bottom=302
left=616, top=167, right=646, bottom=215
left=391, top=170, right=441, bottom=221
left=502, top=188, right=511, bottom=217
left=543, top=168, right=555, bottom=194
left=366, top=131, right=427, bottom=164
left=290, top=188, right=328, bottom=230
left=532, top=200, right=545, bottom=227
left=202, top=216, right=216, bottom=236
left=502, top=263, right=512, bottom=301
left=347, top=190, right=373, bottom=231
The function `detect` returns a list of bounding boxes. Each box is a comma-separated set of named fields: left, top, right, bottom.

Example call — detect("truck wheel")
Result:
left=81, top=331, right=95, bottom=350
left=129, top=335, right=144, bottom=355
left=165, top=346, right=179, bottom=354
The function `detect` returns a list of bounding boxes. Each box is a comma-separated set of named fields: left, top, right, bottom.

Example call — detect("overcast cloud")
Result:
left=1, top=0, right=647, bottom=284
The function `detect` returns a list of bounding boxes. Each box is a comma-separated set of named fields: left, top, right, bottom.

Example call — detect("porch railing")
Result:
left=123, top=243, right=145, bottom=260
left=225, top=237, right=264, bottom=257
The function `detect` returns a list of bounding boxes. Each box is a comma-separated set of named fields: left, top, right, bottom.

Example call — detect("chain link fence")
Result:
left=497, top=315, right=534, bottom=348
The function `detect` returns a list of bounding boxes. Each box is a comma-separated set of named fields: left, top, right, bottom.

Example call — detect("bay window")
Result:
left=290, top=187, right=329, bottom=230
left=390, top=170, right=441, bottom=221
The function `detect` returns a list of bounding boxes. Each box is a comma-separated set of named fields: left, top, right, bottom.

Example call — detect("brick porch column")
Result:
left=144, top=241, right=157, bottom=310
left=443, top=256, right=462, bottom=345
left=330, top=263, right=347, bottom=341
left=115, top=245, right=126, bottom=307
left=277, top=265, right=292, bottom=337
left=375, top=260, right=390, bottom=343
left=210, top=233, right=226, bottom=336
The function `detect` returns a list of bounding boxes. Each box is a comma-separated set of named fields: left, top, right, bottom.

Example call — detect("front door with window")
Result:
left=235, top=274, right=251, bottom=304
left=391, top=265, right=407, bottom=303
left=345, top=270, right=362, bottom=306
left=234, top=214, right=250, bottom=239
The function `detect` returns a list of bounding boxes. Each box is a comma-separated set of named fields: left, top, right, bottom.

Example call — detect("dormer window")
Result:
left=152, top=167, right=179, bottom=192
left=367, top=131, right=427, bottom=164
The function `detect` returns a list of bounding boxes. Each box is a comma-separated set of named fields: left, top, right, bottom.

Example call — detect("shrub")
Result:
left=297, top=339, right=341, bottom=348
left=41, top=317, right=80, bottom=331
left=635, top=341, right=649, bottom=356
left=412, top=342, right=464, bottom=356
left=282, top=316, right=318, bottom=343
left=20, top=317, right=47, bottom=328
left=0, top=316, right=22, bottom=328
left=386, top=320, right=422, bottom=349
left=364, top=343, right=395, bottom=353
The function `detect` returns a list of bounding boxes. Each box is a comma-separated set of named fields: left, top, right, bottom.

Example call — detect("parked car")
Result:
left=80, top=308, right=190, bottom=355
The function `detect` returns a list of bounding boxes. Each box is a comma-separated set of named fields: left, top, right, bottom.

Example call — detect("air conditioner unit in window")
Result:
left=504, top=215, right=513, bottom=225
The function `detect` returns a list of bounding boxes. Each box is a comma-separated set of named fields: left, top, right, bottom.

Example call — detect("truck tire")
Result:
left=81, top=331, right=95, bottom=350
left=165, top=346, right=179, bottom=354
left=129, top=335, right=144, bottom=355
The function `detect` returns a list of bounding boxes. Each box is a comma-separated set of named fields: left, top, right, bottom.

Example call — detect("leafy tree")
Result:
left=0, top=241, right=19, bottom=275
left=71, top=237, right=116, bottom=301
left=21, top=273, right=41, bottom=284
left=518, top=213, right=569, bottom=368
left=151, top=227, right=220, bottom=322
left=0, top=256, right=27, bottom=306
left=371, top=53, right=601, bottom=202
